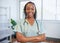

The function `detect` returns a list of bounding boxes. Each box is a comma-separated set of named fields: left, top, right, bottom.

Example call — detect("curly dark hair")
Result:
left=24, top=1, right=37, bottom=19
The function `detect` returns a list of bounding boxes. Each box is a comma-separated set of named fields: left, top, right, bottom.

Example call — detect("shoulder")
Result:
left=16, top=19, right=25, bottom=26
left=36, top=20, right=42, bottom=26
left=36, top=20, right=41, bottom=23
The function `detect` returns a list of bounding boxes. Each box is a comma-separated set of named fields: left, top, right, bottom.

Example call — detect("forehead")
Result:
left=26, top=3, right=35, bottom=8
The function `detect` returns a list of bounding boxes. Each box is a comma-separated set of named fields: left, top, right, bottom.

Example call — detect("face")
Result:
left=26, top=3, right=35, bottom=18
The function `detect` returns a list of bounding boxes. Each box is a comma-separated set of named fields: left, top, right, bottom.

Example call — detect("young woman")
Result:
left=14, top=2, right=46, bottom=43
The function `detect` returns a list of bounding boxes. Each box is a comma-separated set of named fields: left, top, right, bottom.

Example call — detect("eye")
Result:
left=31, top=8, right=34, bottom=10
left=26, top=7, right=30, bottom=10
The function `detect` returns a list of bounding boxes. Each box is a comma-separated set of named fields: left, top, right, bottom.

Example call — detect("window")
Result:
left=19, top=0, right=60, bottom=20
left=43, top=0, right=56, bottom=20
left=57, top=0, right=60, bottom=20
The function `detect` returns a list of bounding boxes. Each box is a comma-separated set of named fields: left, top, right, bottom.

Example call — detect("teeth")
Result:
left=29, top=13, right=32, bottom=14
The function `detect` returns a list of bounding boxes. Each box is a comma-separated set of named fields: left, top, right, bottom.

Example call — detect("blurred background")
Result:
left=0, top=0, right=60, bottom=43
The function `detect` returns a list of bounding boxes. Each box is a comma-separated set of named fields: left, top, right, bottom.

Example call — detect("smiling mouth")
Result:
left=28, top=13, right=33, bottom=15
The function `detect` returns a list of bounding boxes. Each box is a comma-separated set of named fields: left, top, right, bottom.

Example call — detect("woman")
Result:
left=14, top=1, right=46, bottom=43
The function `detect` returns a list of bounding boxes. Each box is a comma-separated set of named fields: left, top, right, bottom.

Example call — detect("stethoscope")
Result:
left=23, top=19, right=40, bottom=35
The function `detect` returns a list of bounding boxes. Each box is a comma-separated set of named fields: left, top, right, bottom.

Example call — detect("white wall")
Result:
left=42, top=21, right=60, bottom=39
left=0, top=0, right=19, bottom=21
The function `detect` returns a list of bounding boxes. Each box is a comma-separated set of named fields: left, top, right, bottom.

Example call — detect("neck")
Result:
left=26, top=17, right=35, bottom=26
left=27, top=17, right=35, bottom=20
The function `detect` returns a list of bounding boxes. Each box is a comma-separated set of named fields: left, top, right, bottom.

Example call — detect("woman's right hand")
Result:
left=36, top=34, right=46, bottom=42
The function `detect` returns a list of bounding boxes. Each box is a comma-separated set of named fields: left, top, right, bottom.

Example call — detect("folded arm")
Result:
left=16, top=32, right=46, bottom=42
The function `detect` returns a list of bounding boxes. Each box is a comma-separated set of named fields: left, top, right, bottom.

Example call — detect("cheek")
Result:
left=26, top=10, right=29, bottom=13
left=33, top=10, right=35, bottom=13
left=32, top=10, right=35, bottom=15
left=26, top=10, right=35, bottom=14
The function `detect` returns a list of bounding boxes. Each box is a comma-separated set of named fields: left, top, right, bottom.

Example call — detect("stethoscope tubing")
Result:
left=23, top=20, right=40, bottom=35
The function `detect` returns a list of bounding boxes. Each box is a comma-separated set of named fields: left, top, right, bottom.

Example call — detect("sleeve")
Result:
left=13, top=21, right=22, bottom=33
left=37, top=20, right=45, bottom=35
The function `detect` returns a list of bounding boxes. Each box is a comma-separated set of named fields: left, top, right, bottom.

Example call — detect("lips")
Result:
left=28, top=13, right=34, bottom=17
left=28, top=12, right=33, bottom=15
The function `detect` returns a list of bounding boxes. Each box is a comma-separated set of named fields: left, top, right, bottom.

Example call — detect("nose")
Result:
left=28, top=9, right=33, bottom=13
left=28, top=9, right=31, bottom=12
